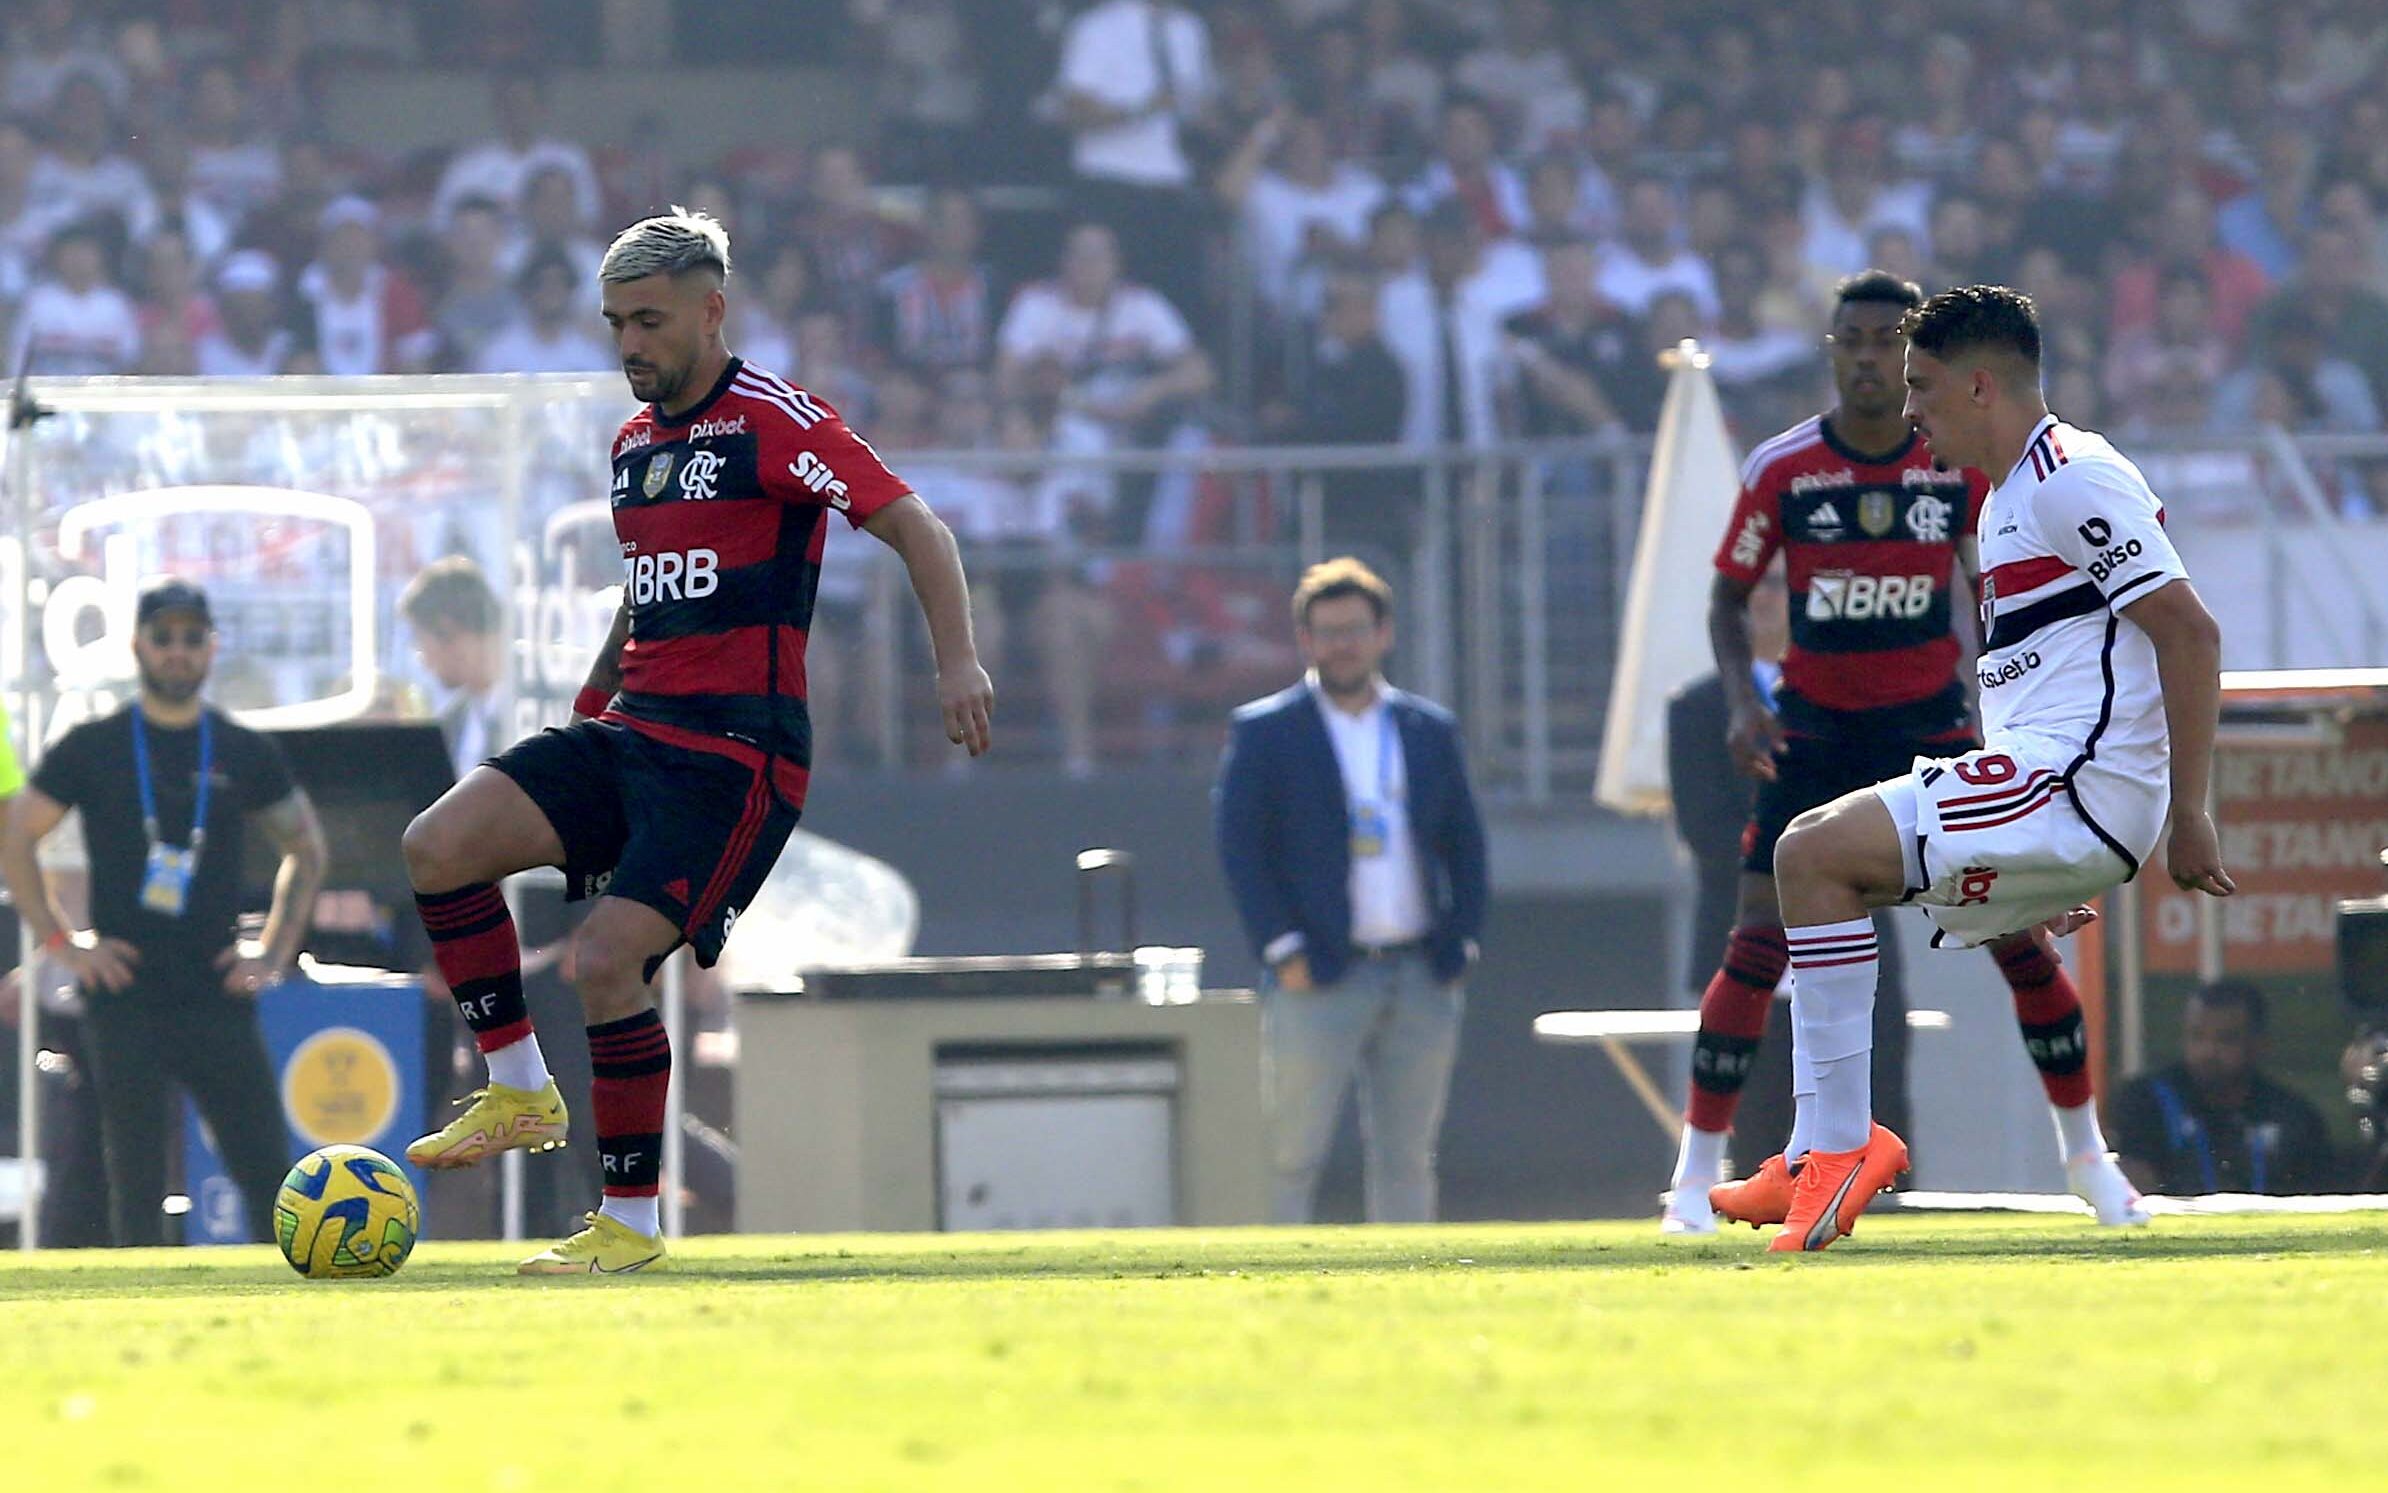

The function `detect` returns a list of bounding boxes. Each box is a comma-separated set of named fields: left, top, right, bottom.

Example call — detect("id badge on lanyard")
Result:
left=1348, top=710, right=1397, bottom=861
left=134, top=710, right=210, bottom=919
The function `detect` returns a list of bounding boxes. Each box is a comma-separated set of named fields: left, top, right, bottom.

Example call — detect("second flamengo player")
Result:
left=1664, top=271, right=2147, bottom=1236
left=399, top=208, right=994, bottom=1274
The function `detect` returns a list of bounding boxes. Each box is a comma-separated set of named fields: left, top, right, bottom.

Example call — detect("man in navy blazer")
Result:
left=1214, top=558, right=1488, bottom=1223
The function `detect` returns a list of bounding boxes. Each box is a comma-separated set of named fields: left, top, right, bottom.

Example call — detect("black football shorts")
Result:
left=1742, top=726, right=1979, bottom=876
left=486, top=717, right=800, bottom=968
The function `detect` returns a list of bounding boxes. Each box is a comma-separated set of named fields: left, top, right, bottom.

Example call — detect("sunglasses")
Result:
left=142, top=624, right=212, bottom=649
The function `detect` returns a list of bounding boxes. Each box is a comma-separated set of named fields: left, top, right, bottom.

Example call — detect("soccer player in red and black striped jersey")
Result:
left=400, top=208, right=993, bottom=1274
left=1663, top=271, right=2145, bottom=1236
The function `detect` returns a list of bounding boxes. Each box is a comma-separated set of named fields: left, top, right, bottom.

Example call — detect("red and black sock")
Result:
left=416, top=883, right=529, bottom=1052
left=588, top=1009, right=671, bottom=1198
left=1993, top=936, right=2094, bottom=1109
left=1686, top=925, right=1790, bottom=1132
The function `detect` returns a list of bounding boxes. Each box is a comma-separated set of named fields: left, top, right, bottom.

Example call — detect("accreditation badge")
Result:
left=140, top=842, right=198, bottom=917
left=1349, top=802, right=1390, bottom=860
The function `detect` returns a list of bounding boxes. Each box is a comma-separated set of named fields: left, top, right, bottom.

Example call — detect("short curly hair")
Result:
left=1899, top=284, right=2041, bottom=366
left=1292, top=556, right=1393, bottom=628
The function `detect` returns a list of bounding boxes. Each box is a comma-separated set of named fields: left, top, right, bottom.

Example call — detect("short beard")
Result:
left=137, top=663, right=201, bottom=705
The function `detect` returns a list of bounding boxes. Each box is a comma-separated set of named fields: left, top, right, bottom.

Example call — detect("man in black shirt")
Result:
left=1499, top=240, right=1651, bottom=434
left=0, top=579, right=328, bottom=1245
left=2112, top=980, right=2335, bottom=1196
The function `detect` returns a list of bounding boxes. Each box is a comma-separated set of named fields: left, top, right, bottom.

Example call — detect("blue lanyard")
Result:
left=132, top=708, right=212, bottom=854
left=1373, top=707, right=1397, bottom=804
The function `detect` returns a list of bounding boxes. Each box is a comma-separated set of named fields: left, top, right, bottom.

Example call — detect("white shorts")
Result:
left=1877, top=739, right=2157, bottom=949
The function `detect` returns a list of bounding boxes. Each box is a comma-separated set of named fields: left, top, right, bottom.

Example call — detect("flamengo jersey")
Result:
left=607, top=357, right=910, bottom=797
left=1713, top=416, right=1985, bottom=731
left=1975, top=414, right=2188, bottom=861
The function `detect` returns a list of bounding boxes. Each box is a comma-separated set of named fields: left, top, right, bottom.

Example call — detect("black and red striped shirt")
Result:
left=1712, top=415, right=1986, bottom=736
left=606, top=357, right=910, bottom=804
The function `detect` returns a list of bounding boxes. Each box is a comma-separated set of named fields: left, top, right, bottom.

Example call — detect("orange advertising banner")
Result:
left=2141, top=719, right=2388, bottom=974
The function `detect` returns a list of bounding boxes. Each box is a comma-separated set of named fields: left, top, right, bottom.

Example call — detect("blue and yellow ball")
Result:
left=273, top=1144, right=420, bottom=1279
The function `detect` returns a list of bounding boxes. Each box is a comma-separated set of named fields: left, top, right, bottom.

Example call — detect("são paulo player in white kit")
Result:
left=1758, top=285, right=2237, bottom=1253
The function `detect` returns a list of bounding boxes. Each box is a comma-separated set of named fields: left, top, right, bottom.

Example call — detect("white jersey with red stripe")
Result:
left=1973, top=413, right=2188, bottom=858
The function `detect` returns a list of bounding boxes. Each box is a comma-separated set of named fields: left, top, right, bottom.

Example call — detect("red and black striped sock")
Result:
left=416, top=883, right=530, bottom=1053
left=588, top=1008, right=671, bottom=1201
left=1686, top=925, right=1790, bottom=1133
left=1993, top=936, right=2094, bottom=1109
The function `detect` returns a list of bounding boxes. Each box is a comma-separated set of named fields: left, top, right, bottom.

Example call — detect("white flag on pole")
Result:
left=1594, top=342, right=1743, bottom=817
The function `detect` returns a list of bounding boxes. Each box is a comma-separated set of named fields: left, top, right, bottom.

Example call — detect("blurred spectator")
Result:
left=184, top=59, right=283, bottom=222
left=1597, top=177, right=1718, bottom=320
left=727, top=241, right=811, bottom=375
left=399, top=556, right=507, bottom=780
left=2049, top=34, right=2135, bottom=196
left=502, top=162, right=606, bottom=285
left=474, top=245, right=613, bottom=374
left=2248, top=225, right=2388, bottom=420
left=2112, top=981, right=2335, bottom=1196
left=11, top=222, right=140, bottom=376
left=874, top=188, right=994, bottom=379
left=1800, top=117, right=1933, bottom=281
left=1498, top=240, right=1635, bottom=437
left=1052, top=0, right=1216, bottom=323
left=1267, top=267, right=1406, bottom=447
left=1924, top=194, right=1997, bottom=289
left=995, top=221, right=1214, bottom=457
left=0, top=119, right=68, bottom=303
left=1218, top=107, right=1384, bottom=316
left=234, top=139, right=339, bottom=281
left=1405, top=92, right=1527, bottom=241
left=2316, top=179, right=2388, bottom=299
left=1518, top=150, right=1597, bottom=248
left=2213, top=303, right=2382, bottom=435
left=1454, top=0, right=1584, bottom=155
left=2218, top=124, right=2319, bottom=283
left=133, top=228, right=220, bottom=378
left=795, top=145, right=913, bottom=349
left=1364, top=198, right=1421, bottom=281
left=794, top=307, right=877, bottom=429
left=1381, top=200, right=1534, bottom=449
left=139, top=130, right=235, bottom=271
left=434, top=197, right=519, bottom=372
left=2109, top=185, right=2272, bottom=349
left=32, top=72, right=158, bottom=243
left=2105, top=270, right=2230, bottom=434
left=854, top=0, right=981, bottom=180
left=1707, top=241, right=1822, bottom=434
left=295, top=196, right=435, bottom=376
left=432, top=73, right=601, bottom=229
left=197, top=250, right=304, bottom=378
left=1892, top=34, right=1980, bottom=184
left=2, top=0, right=125, bottom=117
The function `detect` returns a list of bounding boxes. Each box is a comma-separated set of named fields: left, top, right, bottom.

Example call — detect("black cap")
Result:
left=135, top=577, right=213, bottom=628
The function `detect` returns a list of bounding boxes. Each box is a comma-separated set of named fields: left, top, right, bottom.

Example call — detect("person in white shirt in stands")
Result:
left=1404, top=93, right=1529, bottom=241
left=995, top=221, right=1215, bottom=458
left=196, top=250, right=302, bottom=378
left=31, top=71, right=156, bottom=242
left=1215, top=106, right=1386, bottom=316
left=474, top=246, right=613, bottom=375
left=1596, top=175, right=1720, bottom=321
left=1802, top=117, right=1936, bottom=282
left=11, top=222, right=140, bottom=376
left=295, top=196, right=436, bottom=377
left=431, top=74, right=602, bottom=231
left=1379, top=200, right=1540, bottom=450
left=2, top=0, right=123, bottom=117
left=1051, top=0, right=1215, bottom=321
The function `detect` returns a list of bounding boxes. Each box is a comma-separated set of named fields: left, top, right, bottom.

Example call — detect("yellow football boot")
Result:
left=517, top=1211, right=670, bottom=1276
left=405, top=1080, right=569, bottom=1169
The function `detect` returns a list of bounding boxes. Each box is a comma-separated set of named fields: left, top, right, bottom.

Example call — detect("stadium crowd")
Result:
left=9, top=0, right=2388, bottom=767
left=7, top=1, right=2388, bottom=448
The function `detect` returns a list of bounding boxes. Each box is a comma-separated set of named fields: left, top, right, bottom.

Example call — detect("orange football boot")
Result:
left=1767, top=1123, right=1909, bottom=1253
left=1709, top=1152, right=1798, bottom=1228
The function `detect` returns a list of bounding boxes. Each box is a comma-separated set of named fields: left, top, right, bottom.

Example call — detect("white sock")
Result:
left=599, top=1194, right=661, bottom=1236
left=2053, top=1100, right=2108, bottom=1162
left=484, top=1034, right=551, bottom=1093
left=1672, top=1125, right=1728, bottom=1193
left=1787, top=1015, right=1817, bottom=1167
left=1787, top=917, right=1880, bottom=1154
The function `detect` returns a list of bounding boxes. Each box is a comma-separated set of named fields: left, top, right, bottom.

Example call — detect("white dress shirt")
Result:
left=1313, top=678, right=1430, bottom=948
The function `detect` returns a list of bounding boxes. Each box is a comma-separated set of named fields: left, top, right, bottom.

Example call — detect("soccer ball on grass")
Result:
left=273, top=1144, right=420, bottom=1279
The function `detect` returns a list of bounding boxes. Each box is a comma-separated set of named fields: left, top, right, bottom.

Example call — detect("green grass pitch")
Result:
left=4, top=1214, right=2383, bottom=1490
